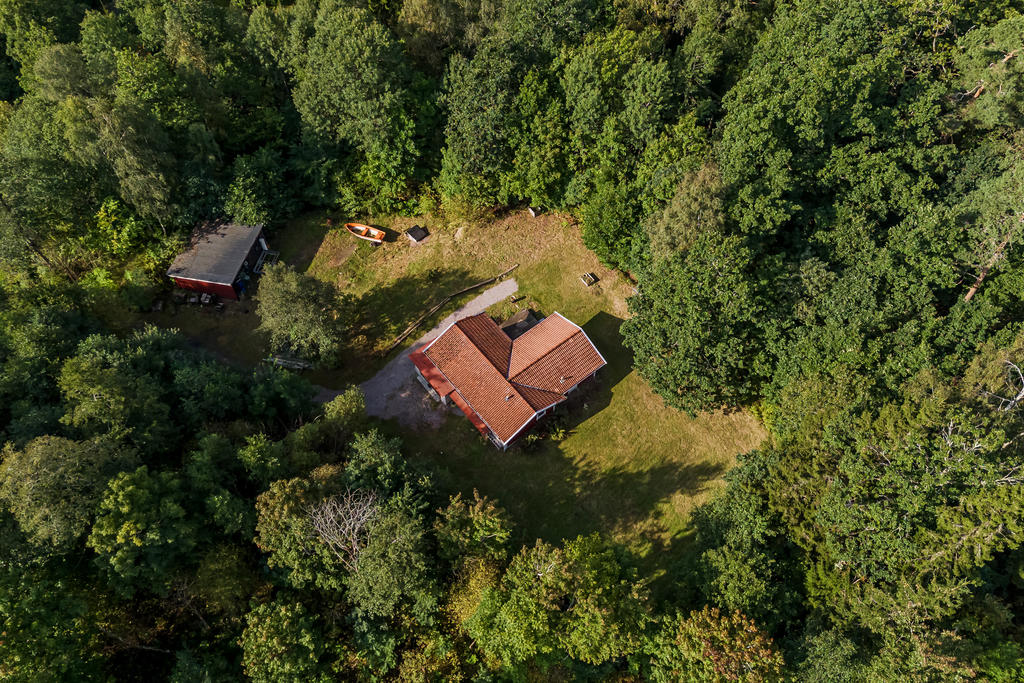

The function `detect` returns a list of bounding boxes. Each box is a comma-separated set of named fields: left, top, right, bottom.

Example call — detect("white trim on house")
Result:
left=426, top=355, right=513, bottom=445
left=454, top=386, right=523, bottom=447
left=413, top=369, right=441, bottom=402
left=172, top=275, right=235, bottom=287
left=501, top=410, right=541, bottom=447
left=421, top=320, right=458, bottom=354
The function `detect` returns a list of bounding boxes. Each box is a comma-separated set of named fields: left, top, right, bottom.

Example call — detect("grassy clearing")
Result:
left=269, top=210, right=629, bottom=384
left=146, top=209, right=765, bottom=588
left=140, top=299, right=266, bottom=368
left=297, top=209, right=765, bottom=589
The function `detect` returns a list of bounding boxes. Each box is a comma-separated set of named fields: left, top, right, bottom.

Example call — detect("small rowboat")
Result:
left=344, top=222, right=385, bottom=244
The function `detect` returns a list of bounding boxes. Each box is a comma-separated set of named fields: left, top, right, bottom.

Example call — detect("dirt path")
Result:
left=315, top=278, right=519, bottom=428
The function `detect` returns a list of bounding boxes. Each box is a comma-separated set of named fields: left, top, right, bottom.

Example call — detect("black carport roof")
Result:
left=167, top=223, right=262, bottom=285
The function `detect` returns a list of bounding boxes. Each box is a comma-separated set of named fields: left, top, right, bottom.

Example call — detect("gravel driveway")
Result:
left=316, top=278, right=519, bottom=428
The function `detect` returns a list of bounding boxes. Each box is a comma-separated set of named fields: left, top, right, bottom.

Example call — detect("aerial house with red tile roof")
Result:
left=410, top=312, right=607, bottom=450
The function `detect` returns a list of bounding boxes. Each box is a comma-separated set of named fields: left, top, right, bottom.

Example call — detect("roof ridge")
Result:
left=425, top=326, right=531, bottom=440
left=509, top=380, right=564, bottom=396
left=509, top=329, right=586, bottom=383
left=456, top=314, right=512, bottom=376
left=439, top=321, right=520, bottom=401
left=509, top=379, right=564, bottom=396
left=448, top=320, right=533, bottom=399
left=511, top=382, right=565, bottom=412
left=508, top=312, right=580, bottom=377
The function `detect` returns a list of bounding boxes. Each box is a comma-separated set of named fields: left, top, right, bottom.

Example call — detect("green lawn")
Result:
left=149, top=209, right=766, bottom=590
left=293, top=209, right=765, bottom=590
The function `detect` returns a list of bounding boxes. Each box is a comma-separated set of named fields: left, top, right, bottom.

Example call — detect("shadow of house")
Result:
left=499, top=309, right=539, bottom=339
left=525, top=311, right=631, bottom=440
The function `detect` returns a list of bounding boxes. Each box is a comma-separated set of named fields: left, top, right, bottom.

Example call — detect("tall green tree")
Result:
left=468, top=534, right=648, bottom=667
left=346, top=502, right=438, bottom=623
left=438, top=39, right=520, bottom=205
left=256, top=263, right=351, bottom=366
left=622, top=231, right=767, bottom=413
left=292, top=5, right=419, bottom=205
left=254, top=463, right=353, bottom=591
left=239, top=600, right=337, bottom=683
left=434, top=489, right=511, bottom=563
left=0, top=436, right=137, bottom=550
left=87, top=466, right=200, bottom=596
left=641, top=606, right=784, bottom=683
left=0, top=532, right=105, bottom=681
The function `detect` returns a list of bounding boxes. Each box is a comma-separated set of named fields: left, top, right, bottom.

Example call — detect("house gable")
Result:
left=418, top=312, right=606, bottom=446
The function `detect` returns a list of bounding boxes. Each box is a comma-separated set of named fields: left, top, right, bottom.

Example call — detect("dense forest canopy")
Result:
left=3, top=0, right=1024, bottom=680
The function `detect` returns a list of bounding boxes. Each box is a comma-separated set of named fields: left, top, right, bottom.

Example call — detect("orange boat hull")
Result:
left=344, top=222, right=384, bottom=244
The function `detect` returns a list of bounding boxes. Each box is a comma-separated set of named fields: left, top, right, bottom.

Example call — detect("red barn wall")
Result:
left=172, top=278, right=238, bottom=300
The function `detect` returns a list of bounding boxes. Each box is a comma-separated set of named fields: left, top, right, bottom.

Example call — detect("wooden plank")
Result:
left=267, top=356, right=313, bottom=370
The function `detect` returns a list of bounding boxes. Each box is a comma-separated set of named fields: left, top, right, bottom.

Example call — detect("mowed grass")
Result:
left=148, top=209, right=766, bottom=587
left=290, top=209, right=766, bottom=587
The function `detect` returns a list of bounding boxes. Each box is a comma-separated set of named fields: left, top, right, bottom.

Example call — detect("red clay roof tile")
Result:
left=508, top=312, right=580, bottom=377
left=410, top=348, right=454, bottom=397
left=510, top=332, right=606, bottom=394
left=448, top=388, right=490, bottom=437
left=424, top=323, right=535, bottom=442
left=421, top=312, right=606, bottom=444
left=513, top=383, right=566, bottom=411
left=454, top=315, right=511, bottom=373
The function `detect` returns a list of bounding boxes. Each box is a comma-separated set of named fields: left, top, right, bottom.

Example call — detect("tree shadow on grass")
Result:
left=517, top=456, right=726, bottom=548
left=350, top=266, right=474, bottom=345
left=416, top=409, right=726, bottom=589
left=530, top=310, right=631, bottom=437
left=571, top=459, right=724, bottom=602
left=464, top=443, right=725, bottom=597
left=272, top=215, right=334, bottom=273
left=404, top=308, right=729, bottom=591
left=332, top=267, right=474, bottom=382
